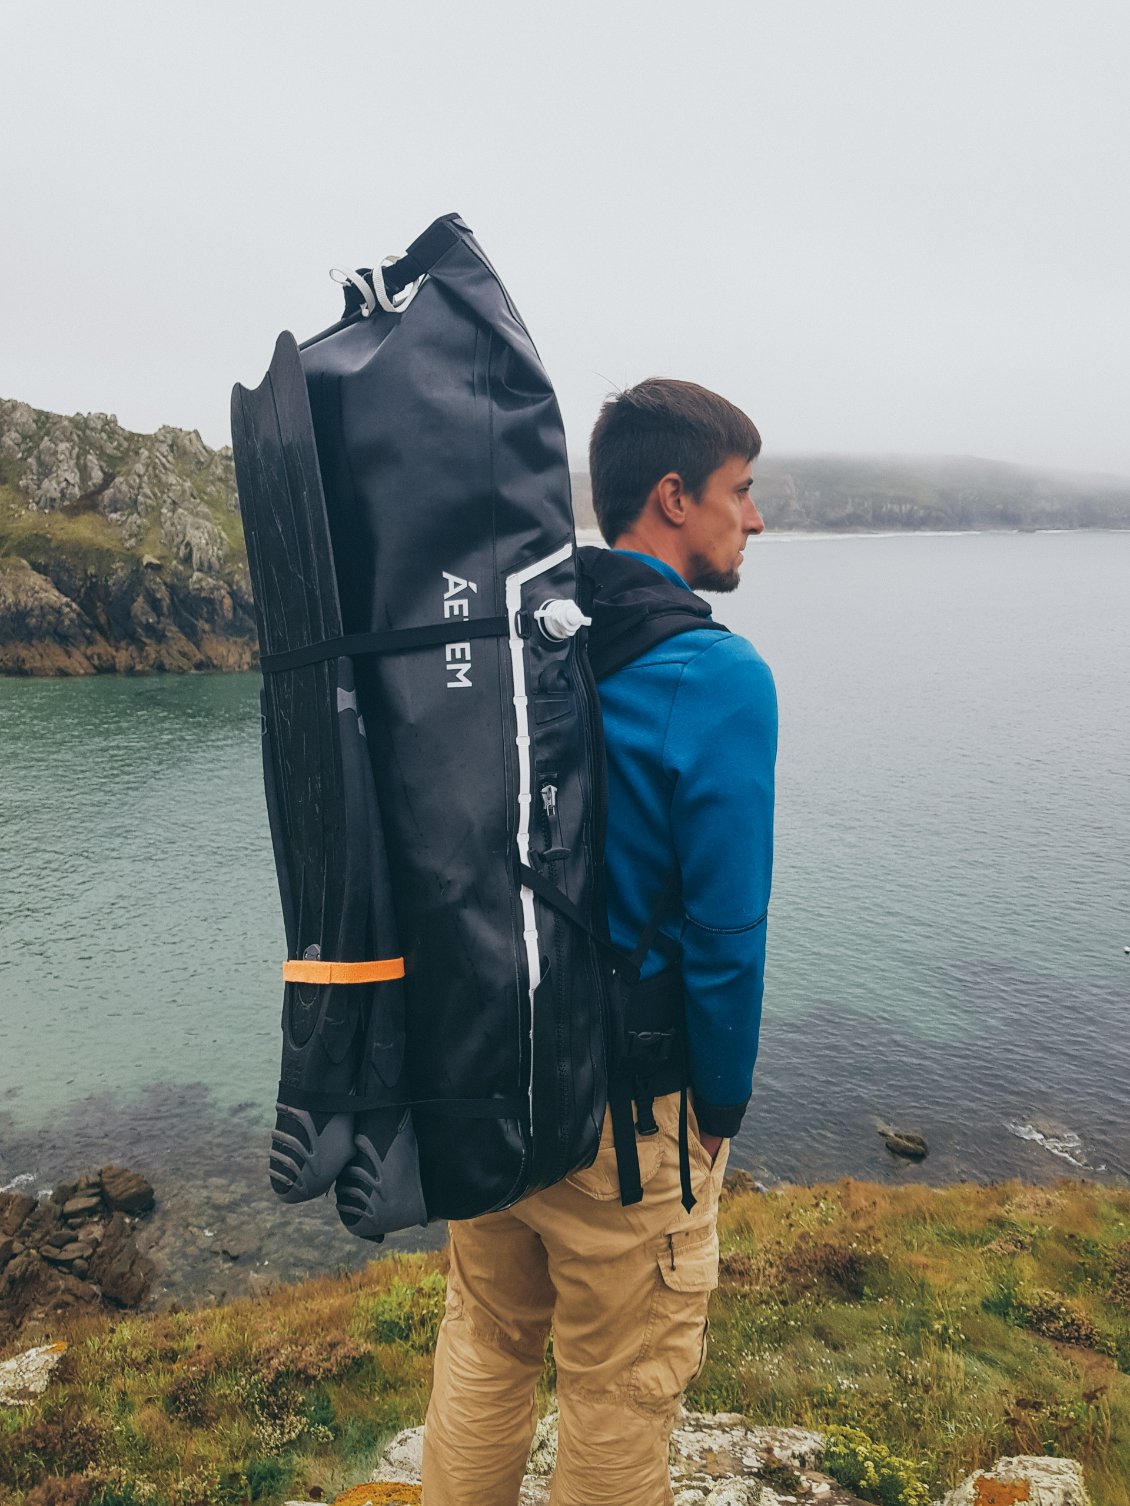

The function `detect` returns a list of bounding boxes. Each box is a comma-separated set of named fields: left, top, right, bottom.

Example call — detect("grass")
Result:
left=1, top=1179, right=1128, bottom=1506
left=0, top=486, right=136, bottom=576
left=0, top=405, right=247, bottom=583
left=693, top=1179, right=1130, bottom=1504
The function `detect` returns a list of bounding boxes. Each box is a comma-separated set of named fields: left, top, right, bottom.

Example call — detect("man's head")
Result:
left=588, top=378, right=764, bottom=592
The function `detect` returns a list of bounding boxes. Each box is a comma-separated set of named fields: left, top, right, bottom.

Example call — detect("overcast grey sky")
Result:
left=3, top=0, right=1128, bottom=474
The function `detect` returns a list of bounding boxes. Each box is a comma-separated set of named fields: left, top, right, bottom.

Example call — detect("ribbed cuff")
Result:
left=692, top=1094, right=749, bottom=1140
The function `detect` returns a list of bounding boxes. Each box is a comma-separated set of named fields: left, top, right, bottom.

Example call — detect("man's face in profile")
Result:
left=681, top=455, right=765, bottom=592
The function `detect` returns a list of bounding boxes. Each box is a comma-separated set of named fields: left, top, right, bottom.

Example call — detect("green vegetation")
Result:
left=0, top=399, right=245, bottom=584
left=823, top=1427, right=931, bottom=1506
left=0, top=484, right=136, bottom=577
left=693, top=1178, right=1130, bottom=1504
left=1, top=1180, right=1128, bottom=1505
left=0, top=402, right=254, bottom=672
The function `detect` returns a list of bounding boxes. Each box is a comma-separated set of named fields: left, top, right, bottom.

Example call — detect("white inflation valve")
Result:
left=534, top=599, right=592, bottom=642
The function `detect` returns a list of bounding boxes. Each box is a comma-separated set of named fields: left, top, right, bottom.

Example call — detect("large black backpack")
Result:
left=231, top=214, right=724, bottom=1240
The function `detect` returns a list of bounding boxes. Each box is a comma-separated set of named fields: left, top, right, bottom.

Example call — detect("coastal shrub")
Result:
left=303, top=1385, right=337, bottom=1436
left=1020, top=1289, right=1110, bottom=1351
left=358, top=1272, right=446, bottom=1352
left=1108, top=1241, right=1130, bottom=1309
left=822, top=1426, right=931, bottom=1506
left=244, top=1459, right=290, bottom=1501
left=984, top=1273, right=1115, bottom=1354
left=334, top=1409, right=384, bottom=1460
left=258, top=1335, right=369, bottom=1385
left=22, top=1475, right=102, bottom=1506
left=87, top=1485, right=150, bottom=1506
left=161, top=1362, right=214, bottom=1425
left=0, top=1408, right=106, bottom=1486
left=779, top=1236, right=885, bottom=1300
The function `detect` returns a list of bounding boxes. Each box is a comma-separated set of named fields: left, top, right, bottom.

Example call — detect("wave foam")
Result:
left=1007, top=1122, right=1089, bottom=1167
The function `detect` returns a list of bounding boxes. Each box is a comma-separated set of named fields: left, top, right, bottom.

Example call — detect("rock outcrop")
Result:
left=0, top=1168, right=156, bottom=1341
left=0, top=397, right=255, bottom=674
left=940, top=1456, right=1091, bottom=1506
left=367, top=1413, right=862, bottom=1504
left=0, top=1340, right=68, bottom=1406
left=350, top=1414, right=1095, bottom=1506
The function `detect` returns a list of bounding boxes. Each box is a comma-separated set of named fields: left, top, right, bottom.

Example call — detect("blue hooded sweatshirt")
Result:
left=597, top=551, right=777, bottom=1138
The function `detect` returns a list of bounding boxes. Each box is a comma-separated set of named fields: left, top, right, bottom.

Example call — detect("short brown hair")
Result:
left=588, top=378, right=761, bottom=544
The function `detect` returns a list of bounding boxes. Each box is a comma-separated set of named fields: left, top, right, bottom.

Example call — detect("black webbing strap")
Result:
left=413, top=1096, right=524, bottom=1118
left=322, top=217, right=464, bottom=325
left=625, top=869, right=681, bottom=975
left=516, top=862, right=631, bottom=977
left=516, top=859, right=691, bottom=1209
left=261, top=615, right=509, bottom=675
left=388, top=214, right=461, bottom=294
left=678, top=1081, right=695, bottom=1213
left=517, top=863, right=680, bottom=981
left=610, top=1076, right=643, bottom=1204
left=277, top=1085, right=522, bottom=1117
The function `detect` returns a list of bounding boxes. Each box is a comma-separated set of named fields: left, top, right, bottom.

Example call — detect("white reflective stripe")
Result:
left=504, top=539, right=576, bottom=1130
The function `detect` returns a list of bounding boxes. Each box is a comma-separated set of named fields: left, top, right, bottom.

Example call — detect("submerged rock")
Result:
left=880, top=1127, right=929, bottom=1161
left=101, top=1166, right=155, bottom=1214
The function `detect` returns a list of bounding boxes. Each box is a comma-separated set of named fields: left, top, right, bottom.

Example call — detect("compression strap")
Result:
left=277, top=1086, right=524, bottom=1117
left=260, top=615, right=510, bottom=675
left=283, top=957, right=405, bottom=985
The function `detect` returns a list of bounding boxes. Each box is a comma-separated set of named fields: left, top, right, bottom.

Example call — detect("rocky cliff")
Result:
left=4, top=393, right=1128, bottom=676
left=0, top=399, right=254, bottom=674
left=570, top=455, right=1130, bottom=534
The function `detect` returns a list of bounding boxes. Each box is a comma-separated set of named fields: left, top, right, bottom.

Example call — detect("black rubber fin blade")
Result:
left=232, top=335, right=356, bottom=1202
left=231, top=331, right=343, bottom=656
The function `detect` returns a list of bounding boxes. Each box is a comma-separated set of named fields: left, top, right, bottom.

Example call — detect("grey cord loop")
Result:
left=374, top=254, right=422, bottom=313
left=329, top=267, right=376, bottom=317
left=329, top=258, right=423, bottom=318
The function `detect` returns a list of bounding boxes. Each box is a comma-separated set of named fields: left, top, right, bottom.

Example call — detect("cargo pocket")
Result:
left=630, top=1224, right=719, bottom=1408
left=565, top=1107, right=664, bottom=1200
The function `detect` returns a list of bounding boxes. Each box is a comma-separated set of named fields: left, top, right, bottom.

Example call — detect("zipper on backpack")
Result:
left=539, top=780, right=569, bottom=861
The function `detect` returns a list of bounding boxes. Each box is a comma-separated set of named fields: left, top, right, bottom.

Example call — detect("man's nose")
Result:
left=743, top=498, right=765, bottom=535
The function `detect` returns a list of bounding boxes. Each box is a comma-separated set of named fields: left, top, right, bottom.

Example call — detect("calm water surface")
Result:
left=1, top=532, right=1127, bottom=1297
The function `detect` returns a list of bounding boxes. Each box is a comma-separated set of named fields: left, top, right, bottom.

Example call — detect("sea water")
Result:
left=1, top=531, right=1127, bottom=1293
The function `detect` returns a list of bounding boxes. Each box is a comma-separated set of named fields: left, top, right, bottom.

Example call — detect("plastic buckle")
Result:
left=635, top=1095, right=659, bottom=1136
left=626, top=1029, right=674, bottom=1067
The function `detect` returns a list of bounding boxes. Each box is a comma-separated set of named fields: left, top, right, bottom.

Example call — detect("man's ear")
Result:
left=653, top=472, right=689, bottom=527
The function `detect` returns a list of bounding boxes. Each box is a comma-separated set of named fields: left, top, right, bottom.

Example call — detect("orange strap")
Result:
left=282, top=957, right=405, bottom=985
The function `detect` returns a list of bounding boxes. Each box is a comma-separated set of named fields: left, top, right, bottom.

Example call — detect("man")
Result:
left=422, top=379, right=777, bottom=1506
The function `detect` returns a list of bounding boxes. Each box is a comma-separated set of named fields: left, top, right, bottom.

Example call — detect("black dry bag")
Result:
left=231, top=214, right=610, bottom=1238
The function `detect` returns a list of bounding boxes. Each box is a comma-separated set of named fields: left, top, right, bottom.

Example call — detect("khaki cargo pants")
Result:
left=421, top=1091, right=729, bottom=1506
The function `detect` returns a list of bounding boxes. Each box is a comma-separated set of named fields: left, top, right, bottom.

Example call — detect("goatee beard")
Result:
left=691, top=567, right=741, bottom=593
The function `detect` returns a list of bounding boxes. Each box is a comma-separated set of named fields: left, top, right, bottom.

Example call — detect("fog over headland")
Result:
left=2, top=1, right=1128, bottom=477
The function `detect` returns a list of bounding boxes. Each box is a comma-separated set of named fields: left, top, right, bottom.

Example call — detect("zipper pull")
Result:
left=667, top=1233, right=676, bottom=1271
left=539, top=782, right=569, bottom=861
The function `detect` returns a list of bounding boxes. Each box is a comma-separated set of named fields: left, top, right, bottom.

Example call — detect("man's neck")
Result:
left=611, top=526, right=688, bottom=580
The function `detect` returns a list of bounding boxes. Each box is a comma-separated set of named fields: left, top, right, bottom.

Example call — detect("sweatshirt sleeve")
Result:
left=662, top=635, right=777, bottom=1138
